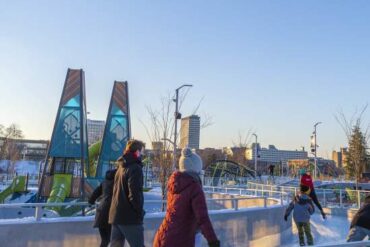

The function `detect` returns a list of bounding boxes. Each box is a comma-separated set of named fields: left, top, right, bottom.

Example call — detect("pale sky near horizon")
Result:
left=1, top=1, right=370, bottom=158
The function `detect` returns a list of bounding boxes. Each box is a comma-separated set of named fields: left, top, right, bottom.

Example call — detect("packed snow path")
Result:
left=283, top=213, right=351, bottom=246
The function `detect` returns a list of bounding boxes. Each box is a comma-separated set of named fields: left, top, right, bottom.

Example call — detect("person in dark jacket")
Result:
left=88, top=169, right=116, bottom=247
left=347, top=195, right=370, bottom=242
left=268, top=164, right=275, bottom=177
left=153, top=148, right=220, bottom=247
left=284, top=184, right=315, bottom=246
left=109, top=139, right=145, bottom=247
left=300, top=169, right=326, bottom=219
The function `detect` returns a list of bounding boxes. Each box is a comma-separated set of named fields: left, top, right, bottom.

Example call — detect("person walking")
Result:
left=88, top=169, right=116, bottom=247
left=109, top=139, right=145, bottom=247
left=153, top=148, right=220, bottom=247
left=300, top=169, right=326, bottom=219
left=284, top=184, right=315, bottom=246
left=347, top=195, right=370, bottom=242
left=268, top=164, right=275, bottom=177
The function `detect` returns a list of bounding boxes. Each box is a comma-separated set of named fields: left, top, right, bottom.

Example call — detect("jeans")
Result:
left=110, top=224, right=144, bottom=247
left=347, top=226, right=370, bottom=242
left=296, top=222, right=314, bottom=246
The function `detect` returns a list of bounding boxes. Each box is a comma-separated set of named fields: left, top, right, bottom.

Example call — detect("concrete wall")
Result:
left=0, top=206, right=290, bottom=247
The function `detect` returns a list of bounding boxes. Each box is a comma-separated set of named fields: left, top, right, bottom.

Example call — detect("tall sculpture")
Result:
left=38, top=69, right=89, bottom=201
left=95, top=81, right=130, bottom=178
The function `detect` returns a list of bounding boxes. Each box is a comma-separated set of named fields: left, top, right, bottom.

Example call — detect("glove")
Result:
left=208, top=240, right=220, bottom=247
left=321, top=210, right=326, bottom=219
left=284, top=215, right=288, bottom=221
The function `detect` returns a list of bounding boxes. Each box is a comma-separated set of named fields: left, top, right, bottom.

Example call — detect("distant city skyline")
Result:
left=1, top=1, right=370, bottom=159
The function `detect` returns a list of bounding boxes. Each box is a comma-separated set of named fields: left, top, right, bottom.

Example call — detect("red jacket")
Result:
left=153, top=171, right=218, bottom=247
left=301, top=174, right=314, bottom=190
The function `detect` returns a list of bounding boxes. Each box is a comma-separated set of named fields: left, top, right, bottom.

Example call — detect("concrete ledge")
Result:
left=0, top=206, right=289, bottom=247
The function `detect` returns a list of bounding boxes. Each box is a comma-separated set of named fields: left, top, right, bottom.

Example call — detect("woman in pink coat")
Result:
left=153, top=148, right=220, bottom=247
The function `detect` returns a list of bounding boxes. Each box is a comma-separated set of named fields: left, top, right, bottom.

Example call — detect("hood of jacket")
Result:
left=296, top=194, right=311, bottom=205
left=117, top=152, right=142, bottom=168
left=168, top=171, right=200, bottom=194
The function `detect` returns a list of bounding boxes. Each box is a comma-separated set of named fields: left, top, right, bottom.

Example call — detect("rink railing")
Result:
left=203, top=185, right=290, bottom=205
left=0, top=195, right=278, bottom=221
left=247, top=181, right=370, bottom=209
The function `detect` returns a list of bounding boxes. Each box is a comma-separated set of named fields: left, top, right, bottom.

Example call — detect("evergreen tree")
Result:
left=346, top=125, right=368, bottom=189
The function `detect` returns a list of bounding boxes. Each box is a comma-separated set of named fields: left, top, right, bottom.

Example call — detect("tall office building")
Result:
left=87, top=119, right=106, bottom=145
left=332, top=150, right=342, bottom=168
left=332, top=147, right=349, bottom=168
left=180, top=115, right=200, bottom=150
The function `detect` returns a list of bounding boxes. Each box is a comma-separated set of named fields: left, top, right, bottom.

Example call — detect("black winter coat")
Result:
left=109, top=152, right=144, bottom=225
left=88, top=169, right=116, bottom=228
left=350, top=203, right=370, bottom=230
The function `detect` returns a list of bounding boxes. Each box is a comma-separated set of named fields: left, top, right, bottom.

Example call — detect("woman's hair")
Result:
left=124, top=139, right=145, bottom=153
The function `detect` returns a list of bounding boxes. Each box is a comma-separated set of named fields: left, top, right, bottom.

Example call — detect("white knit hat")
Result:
left=179, top=147, right=203, bottom=174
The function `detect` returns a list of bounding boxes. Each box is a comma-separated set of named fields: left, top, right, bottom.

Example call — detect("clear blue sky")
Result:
left=1, top=1, right=370, bottom=158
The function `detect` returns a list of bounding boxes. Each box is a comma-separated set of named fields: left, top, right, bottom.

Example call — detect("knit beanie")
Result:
left=179, top=148, right=203, bottom=174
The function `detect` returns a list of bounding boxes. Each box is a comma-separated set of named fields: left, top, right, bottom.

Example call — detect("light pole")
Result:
left=173, top=84, right=193, bottom=170
left=313, top=122, right=322, bottom=179
left=252, top=133, right=258, bottom=178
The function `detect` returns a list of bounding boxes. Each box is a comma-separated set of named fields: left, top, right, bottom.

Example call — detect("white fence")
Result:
left=0, top=194, right=279, bottom=221
left=247, top=181, right=370, bottom=209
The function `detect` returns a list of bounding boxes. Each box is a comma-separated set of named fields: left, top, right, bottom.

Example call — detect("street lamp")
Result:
left=173, top=84, right=193, bottom=170
left=252, top=133, right=258, bottom=178
left=312, top=122, right=322, bottom=179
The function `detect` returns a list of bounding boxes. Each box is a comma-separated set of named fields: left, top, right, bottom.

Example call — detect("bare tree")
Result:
left=229, top=129, right=254, bottom=167
left=140, top=92, right=213, bottom=210
left=140, top=94, right=176, bottom=211
left=0, top=124, right=24, bottom=176
left=232, top=129, right=254, bottom=148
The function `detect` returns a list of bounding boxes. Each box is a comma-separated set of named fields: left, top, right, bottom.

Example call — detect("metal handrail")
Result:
left=0, top=196, right=277, bottom=221
left=0, top=202, right=90, bottom=208
left=246, top=181, right=370, bottom=209
left=204, top=185, right=290, bottom=196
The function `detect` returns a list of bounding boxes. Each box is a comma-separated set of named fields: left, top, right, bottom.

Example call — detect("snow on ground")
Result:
left=143, top=187, right=163, bottom=213
left=4, top=191, right=36, bottom=203
left=282, top=213, right=351, bottom=246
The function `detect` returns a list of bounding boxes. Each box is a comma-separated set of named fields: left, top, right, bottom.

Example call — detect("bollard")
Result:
left=280, top=193, right=284, bottom=205
left=35, top=206, right=42, bottom=221
left=357, top=190, right=361, bottom=209
left=234, top=198, right=239, bottom=211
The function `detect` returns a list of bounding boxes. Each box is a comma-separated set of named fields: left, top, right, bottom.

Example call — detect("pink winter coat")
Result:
left=153, top=171, right=218, bottom=247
